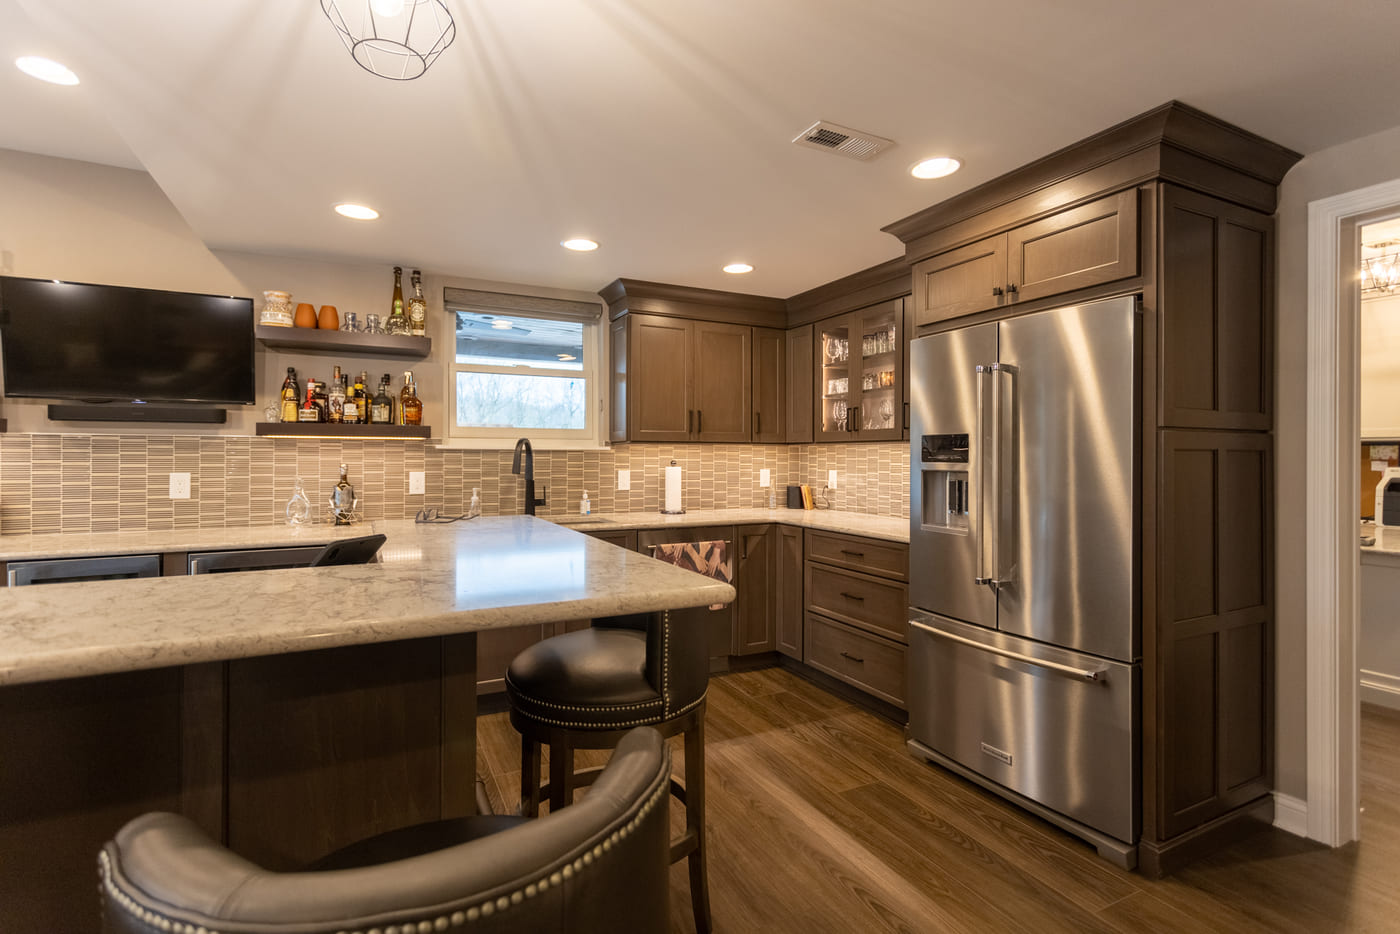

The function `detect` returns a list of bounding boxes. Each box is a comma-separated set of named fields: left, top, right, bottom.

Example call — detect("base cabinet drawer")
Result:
left=804, top=613, right=906, bottom=708
left=805, top=530, right=908, bottom=580
left=807, top=564, right=908, bottom=641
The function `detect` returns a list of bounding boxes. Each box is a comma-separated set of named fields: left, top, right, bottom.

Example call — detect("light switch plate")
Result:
left=408, top=471, right=426, bottom=495
left=168, top=472, right=191, bottom=499
left=759, top=468, right=771, bottom=488
left=617, top=469, right=631, bottom=491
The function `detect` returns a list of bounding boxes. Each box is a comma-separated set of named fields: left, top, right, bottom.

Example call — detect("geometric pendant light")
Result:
left=321, top=0, right=456, bottom=81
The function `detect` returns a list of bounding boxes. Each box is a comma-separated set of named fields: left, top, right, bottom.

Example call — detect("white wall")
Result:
left=1361, top=292, right=1400, bottom=439
left=1276, top=122, right=1400, bottom=801
left=0, top=148, right=600, bottom=437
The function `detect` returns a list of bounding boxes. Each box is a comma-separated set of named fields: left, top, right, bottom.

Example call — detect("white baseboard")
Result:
left=1360, top=670, right=1400, bottom=711
left=1273, top=792, right=1309, bottom=838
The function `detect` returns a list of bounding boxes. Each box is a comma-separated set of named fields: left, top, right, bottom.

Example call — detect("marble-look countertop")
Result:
left=0, top=517, right=735, bottom=686
left=546, top=508, right=910, bottom=543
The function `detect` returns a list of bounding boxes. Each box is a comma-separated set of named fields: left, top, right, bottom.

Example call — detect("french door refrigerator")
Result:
left=906, top=294, right=1140, bottom=867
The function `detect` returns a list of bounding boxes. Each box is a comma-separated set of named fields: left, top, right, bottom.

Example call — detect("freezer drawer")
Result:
left=907, top=611, right=1139, bottom=843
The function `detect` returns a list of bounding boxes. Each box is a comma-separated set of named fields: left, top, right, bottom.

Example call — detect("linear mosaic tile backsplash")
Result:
left=0, top=437, right=910, bottom=535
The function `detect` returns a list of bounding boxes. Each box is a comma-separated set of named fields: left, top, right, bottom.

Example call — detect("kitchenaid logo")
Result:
left=980, top=742, right=1013, bottom=766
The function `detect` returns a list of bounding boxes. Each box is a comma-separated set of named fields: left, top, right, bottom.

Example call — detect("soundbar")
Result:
left=47, top=404, right=228, bottom=424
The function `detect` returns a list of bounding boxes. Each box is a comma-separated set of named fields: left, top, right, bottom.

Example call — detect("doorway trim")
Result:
left=1305, top=177, right=1400, bottom=846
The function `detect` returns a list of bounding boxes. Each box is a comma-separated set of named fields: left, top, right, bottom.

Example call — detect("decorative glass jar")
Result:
left=260, top=290, right=294, bottom=327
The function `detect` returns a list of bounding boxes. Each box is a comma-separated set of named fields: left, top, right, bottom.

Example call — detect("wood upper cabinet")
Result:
left=752, top=327, right=786, bottom=443
left=1159, top=184, right=1273, bottom=431
left=734, top=525, right=777, bottom=655
left=785, top=325, right=814, bottom=443
left=912, top=189, right=1139, bottom=327
left=619, top=314, right=751, bottom=443
left=814, top=299, right=904, bottom=442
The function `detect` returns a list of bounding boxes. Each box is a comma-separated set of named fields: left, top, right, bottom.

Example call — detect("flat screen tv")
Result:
left=0, top=276, right=255, bottom=405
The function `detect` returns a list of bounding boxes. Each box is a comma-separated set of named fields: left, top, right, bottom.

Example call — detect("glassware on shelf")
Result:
left=880, top=399, right=895, bottom=426
left=340, top=312, right=360, bottom=332
left=364, top=313, right=384, bottom=334
left=285, top=478, right=312, bottom=526
left=832, top=400, right=847, bottom=432
left=824, top=336, right=849, bottom=364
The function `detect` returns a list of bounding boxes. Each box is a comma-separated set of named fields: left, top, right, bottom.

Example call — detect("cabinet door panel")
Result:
left=776, top=525, right=804, bottom=659
left=752, top=327, right=786, bottom=443
left=734, top=525, right=776, bottom=655
left=1008, top=189, right=1138, bottom=303
left=912, top=235, right=1006, bottom=327
left=629, top=315, right=692, bottom=442
left=786, top=326, right=814, bottom=443
left=609, top=316, right=627, bottom=442
left=692, top=321, right=751, bottom=442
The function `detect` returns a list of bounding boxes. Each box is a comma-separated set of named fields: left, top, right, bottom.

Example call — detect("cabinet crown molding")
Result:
left=599, top=278, right=788, bottom=327
left=882, top=100, right=1302, bottom=254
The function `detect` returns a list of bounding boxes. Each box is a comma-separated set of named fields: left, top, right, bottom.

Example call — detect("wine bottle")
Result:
left=372, top=374, right=393, bottom=425
left=327, top=365, right=345, bottom=423
left=387, top=266, right=409, bottom=336
left=408, top=269, right=427, bottom=337
left=279, top=367, right=300, bottom=423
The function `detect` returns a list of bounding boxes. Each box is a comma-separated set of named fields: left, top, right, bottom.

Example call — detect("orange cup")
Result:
left=317, top=305, right=339, bottom=329
left=294, top=303, right=317, bottom=328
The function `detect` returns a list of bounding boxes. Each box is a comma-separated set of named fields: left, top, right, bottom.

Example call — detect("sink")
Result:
left=546, top=516, right=614, bottom=526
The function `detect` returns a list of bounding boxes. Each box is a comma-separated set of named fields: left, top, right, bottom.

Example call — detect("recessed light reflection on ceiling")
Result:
left=910, top=157, right=961, bottom=179
left=561, top=238, right=599, bottom=252
left=333, top=203, right=380, bottom=220
left=723, top=263, right=754, bottom=274
left=15, top=56, right=79, bottom=86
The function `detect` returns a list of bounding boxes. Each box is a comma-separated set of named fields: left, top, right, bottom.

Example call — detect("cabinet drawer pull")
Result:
left=839, top=592, right=866, bottom=601
left=839, top=550, right=865, bottom=558
left=992, top=286, right=1004, bottom=297
left=1006, top=283, right=1018, bottom=294
left=839, top=651, right=865, bottom=664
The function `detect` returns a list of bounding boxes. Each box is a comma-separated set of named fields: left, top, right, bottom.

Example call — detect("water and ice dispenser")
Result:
left=920, top=433, right=970, bottom=532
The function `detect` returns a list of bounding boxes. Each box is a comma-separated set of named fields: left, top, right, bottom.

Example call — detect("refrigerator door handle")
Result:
left=990, top=362, right=1017, bottom=588
left=974, top=364, right=994, bottom=586
left=910, top=619, right=1108, bottom=682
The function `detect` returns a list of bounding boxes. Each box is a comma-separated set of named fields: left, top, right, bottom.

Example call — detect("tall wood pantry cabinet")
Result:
left=884, top=100, right=1300, bottom=875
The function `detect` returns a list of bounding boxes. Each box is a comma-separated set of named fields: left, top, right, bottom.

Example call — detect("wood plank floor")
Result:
left=476, top=670, right=1400, bottom=933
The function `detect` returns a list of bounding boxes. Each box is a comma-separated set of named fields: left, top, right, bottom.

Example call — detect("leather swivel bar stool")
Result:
left=506, top=607, right=713, bottom=933
left=99, top=727, right=672, bottom=934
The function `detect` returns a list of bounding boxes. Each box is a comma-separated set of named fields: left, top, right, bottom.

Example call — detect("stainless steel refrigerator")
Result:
left=906, top=294, right=1140, bottom=867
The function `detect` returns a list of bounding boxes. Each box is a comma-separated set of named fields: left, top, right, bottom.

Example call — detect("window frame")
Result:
left=443, top=289, right=605, bottom=449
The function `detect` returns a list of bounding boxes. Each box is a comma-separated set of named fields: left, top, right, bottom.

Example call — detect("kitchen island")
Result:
left=0, top=517, right=734, bottom=931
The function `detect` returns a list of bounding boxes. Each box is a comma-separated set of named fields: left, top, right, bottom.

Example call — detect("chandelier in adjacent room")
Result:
left=321, top=0, right=456, bottom=81
left=1361, top=240, right=1400, bottom=295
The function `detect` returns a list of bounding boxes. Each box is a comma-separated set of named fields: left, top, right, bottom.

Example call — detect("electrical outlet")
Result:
left=617, top=469, right=631, bottom=491
left=168, top=472, right=191, bottom=499
left=408, top=471, right=426, bottom=495
left=759, top=468, right=771, bottom=488
left=827, top=469, right=838, bottom=490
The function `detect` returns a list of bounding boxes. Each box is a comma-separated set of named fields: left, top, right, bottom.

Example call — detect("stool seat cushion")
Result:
left=506, top=628, right=665, bottom=730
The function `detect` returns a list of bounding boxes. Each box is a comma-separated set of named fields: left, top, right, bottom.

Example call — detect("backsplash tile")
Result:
left=0, top=435, right=911, bottom=535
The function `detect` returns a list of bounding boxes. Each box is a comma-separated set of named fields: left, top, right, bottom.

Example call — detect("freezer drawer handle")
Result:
left=912, top=619, right=1108, bottom=682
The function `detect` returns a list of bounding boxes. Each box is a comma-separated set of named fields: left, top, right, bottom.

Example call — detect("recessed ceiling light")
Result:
left=15, top=56, right=79, bottom=86
left=910, top=157, right=961, bottom=180
left=561, top=238, right=599, bottom=252
left=723, top=263, right=754, bottom=275
left=334, top=202, right=380, bottom=220
left=491, top=320, right=513, bottom=330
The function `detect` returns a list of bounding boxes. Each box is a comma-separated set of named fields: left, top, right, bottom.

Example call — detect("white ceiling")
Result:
left=4, top=0, right=1400, bottom=299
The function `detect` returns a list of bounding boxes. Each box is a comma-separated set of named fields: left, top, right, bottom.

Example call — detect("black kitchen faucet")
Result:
left=512, top=438, right=548, bottom=515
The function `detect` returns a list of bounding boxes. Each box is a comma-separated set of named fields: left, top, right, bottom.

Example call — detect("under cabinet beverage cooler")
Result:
left=905, top=295, right=1142, bottom=867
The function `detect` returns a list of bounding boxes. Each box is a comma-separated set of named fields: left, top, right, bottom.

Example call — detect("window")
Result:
left=444, top=289, right=602, bottom=446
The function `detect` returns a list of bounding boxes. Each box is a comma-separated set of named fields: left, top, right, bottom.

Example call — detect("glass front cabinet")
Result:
left=814, top=298, right=904, bottom=442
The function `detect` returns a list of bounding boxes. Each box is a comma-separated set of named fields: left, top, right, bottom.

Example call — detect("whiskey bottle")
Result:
left=298, top=380, right=322, bottom=422
left=327, top=365, right=345, bottom=423
left=398, top=370, right=413, bottom=426
left=279, top=367, right=300, bottom=423
left=312, top=378, right=329, bottom=422
left=372, top=374, right=393, bottom=424
left=402, top=373, right=423, bottom=426
left=343, top=371, right=361, bottom=424
left=386, top=266, right=409, bottom=336
left=357, top=370, right=374, bottom=423
left=408, top=269, right=427, bottom=337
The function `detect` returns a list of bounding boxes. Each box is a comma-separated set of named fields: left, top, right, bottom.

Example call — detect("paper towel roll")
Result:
left=664, top=463, right=683, bottom=513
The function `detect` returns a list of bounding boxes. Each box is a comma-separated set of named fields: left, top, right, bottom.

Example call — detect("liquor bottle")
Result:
left=402, top=373, right=423, bottom=426
left=398, top=370, right=413, bottom=426
left=327, top=365, right=345, bottom=423
left=312, top=378, right=329, bottom=422
left=408, top=269, right=427, bottom=337
left=357, top=370, right=373, bottom=423
left=330, top=463, right=357, bottom=526
left=343, top=371, right=361, bottom=424
left=371, top=374, right=393, bottom=425
left=298, top=380, right=322, bottom=422
left=386, top=266, right=409, bottom=336
left=279, top=367, right=300, bottom=423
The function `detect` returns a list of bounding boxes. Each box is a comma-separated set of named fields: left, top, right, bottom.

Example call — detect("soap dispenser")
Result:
left=468, top=487, right=482, bottom=519
left=580, top=490, right=591, bottom=516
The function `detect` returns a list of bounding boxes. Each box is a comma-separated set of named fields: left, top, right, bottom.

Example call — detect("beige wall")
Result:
left=1361, top=292, right=1400, bottom=438
left=1275, top=122, right=1400, bottom=801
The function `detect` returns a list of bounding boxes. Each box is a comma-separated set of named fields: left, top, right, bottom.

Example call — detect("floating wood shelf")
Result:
left=255, top=324, right=430, bottom=359
left=254, top=423, right=431, bottom=439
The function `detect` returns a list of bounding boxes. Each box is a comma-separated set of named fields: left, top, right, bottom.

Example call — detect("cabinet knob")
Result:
left=992, top=286, right=1004, bottom=297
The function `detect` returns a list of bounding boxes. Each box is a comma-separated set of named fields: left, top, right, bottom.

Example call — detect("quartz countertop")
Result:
left=1361, top=521, right=1400, bottom=561
left=0, top=517, right=735, bottom=686
left=545, top=508, right=910, bottom=543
